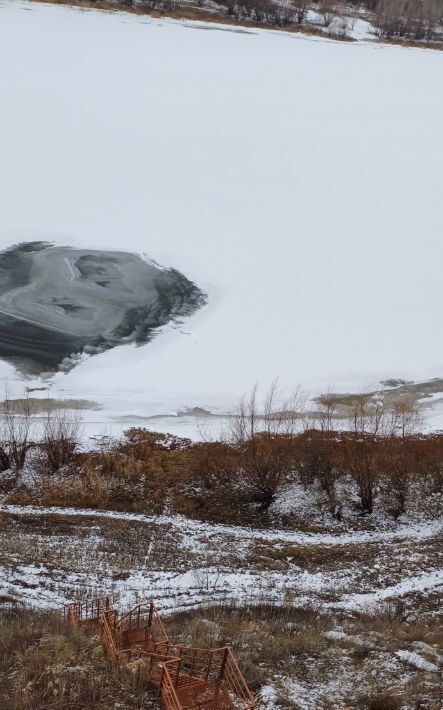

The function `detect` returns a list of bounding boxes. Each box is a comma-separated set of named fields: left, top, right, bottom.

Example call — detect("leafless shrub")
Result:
left=1, top=392, right=34, bottom=472
left=344, top=392, right=386, bottom=513
left=301, top=393, right=343, bottom=508
left=228, top=383, right=305, bottom=510
left=0, top=441, right=10, bottom=472
left=224, top=0, right=294, bottom=26
left=39, top=404, right=82, bottom=473
left=375, top=0, right=442, bottom=41
left=292, top=0, right=310, bottom=24
left=319, top=0, right=338, bottom=27
left=379, top=398, right=423, bottom=518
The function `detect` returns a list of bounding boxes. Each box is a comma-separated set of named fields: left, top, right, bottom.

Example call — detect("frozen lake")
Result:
left=0, top=0, right=442, bottom=436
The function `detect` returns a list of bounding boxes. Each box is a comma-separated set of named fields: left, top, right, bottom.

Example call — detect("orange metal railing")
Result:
left=117, top=601, right=169, bottom=647
left=160, top=662, right=183, bottom=710
left=100, top=609, right=119, bottom=664
left=223, top=647, right=256, bottom=708
left=63, top=596, right=257, bottom=710
left=63, top=595, right=113, bottom=625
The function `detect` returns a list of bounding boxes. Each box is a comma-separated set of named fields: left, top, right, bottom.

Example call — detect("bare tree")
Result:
left=344, top=392, right=386, bottom=514
left=292, top=0, right=310, bottom=24
left=319, top=0, right=338, bottom=27
left=375, top=0, right=442, bottom=41
left=40, top=402, right=82, bottom=473
left=384, top=396, right=422, bottom=438
left=228, top=382, right=305, bottom=510
left=1, top=390, right=34, bottom=472
left=301, top=393, right=343, bottom=508
left=380, top=397, right=422, bottom=518
left=229, top=381, right=304, bottom=441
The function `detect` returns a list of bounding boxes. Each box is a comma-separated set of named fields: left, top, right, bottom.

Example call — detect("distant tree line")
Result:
left=372, top=0, right=442, bottom=40
left=108, top=0, right=443, bottom=41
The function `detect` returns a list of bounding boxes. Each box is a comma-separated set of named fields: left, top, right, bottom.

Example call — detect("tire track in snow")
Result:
left=1, top=503, right=441, bottom=547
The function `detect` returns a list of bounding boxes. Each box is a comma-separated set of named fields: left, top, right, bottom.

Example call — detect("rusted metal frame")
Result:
left=205, top=649, right=214, bottom=681
left=218, top=647, right=229, bottom=682
left=65, top=596, right=112, bottom=625
left=224, top=664, right=245, bottom=697
left=161, top=664, right=182, bottom=710
left=189, top=648, right=197, bottom=678
left=159, top=662, right=166, bottom=698
left=63, top=597, right=257, bottom=709
left=223, top=650, right=256, bottom=705
left=100, top=613, right=119, bottom=664
left=182, top=649, right=212, bottom=679
left=174, top=649, right=183, bottom=688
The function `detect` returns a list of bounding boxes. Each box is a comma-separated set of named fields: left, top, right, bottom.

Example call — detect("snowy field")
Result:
left=1, top=502, right=441, bottom=614
left=1, top=503, right=441, bottom=706
left=0, top=0, right=442, bottom=439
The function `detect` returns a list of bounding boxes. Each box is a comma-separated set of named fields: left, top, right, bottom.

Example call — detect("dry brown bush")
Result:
left=1, top=394, right=34, bottom=472
left=4, top=388, right=443, bottom=525
left=227, top=383, right=303, bottom=511
left=38, top=405, right=81, bottom=474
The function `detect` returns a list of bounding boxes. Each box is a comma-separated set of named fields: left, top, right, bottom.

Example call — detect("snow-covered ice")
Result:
left=0, top=0, right=442, bottom=438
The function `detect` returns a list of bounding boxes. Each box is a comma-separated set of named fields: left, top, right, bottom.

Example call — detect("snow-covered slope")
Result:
left=0, top=0, right=442, bottom=436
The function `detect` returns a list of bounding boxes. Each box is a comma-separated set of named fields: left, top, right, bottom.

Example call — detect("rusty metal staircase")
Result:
left=63, top=596, right=257, bottom=710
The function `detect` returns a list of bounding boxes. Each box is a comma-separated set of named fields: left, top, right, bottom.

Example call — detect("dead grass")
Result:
left=0, top=609, right=152, bottom=709
left=355, top=609, right=443, bottom=649
left=0, top=513, right=198, bottom=584
left=245, top=540, right=379, bottom=572
left=166, top=602, right=332, bottom=689
left=165, top=602, right=443, bottom=707
left=0, top=577, right=441, bottom=707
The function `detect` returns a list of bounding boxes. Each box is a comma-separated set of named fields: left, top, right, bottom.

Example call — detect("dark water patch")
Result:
left=0, top=242, right=206, bottom=375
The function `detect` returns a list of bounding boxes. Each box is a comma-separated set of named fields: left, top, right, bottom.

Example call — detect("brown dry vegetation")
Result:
left=4, top=420, right=442, bottom=528
left=0, top=609, right=152, bottom=709
left=1, top=603, right=441, bottom=709
left=166, top=603, right=443, bottom=708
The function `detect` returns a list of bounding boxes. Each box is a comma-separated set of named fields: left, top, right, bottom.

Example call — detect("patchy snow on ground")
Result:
left=395, top=650, right=439, bottom=673
left=0, top=504, right=441, bottom=615
left=0, top=0, right=442, bottom=439
left=1, top=498, right=441, bottom=707
left=340, top=568, right=443, bottom=612
left=2, top=503, right=441, bottom=547
left=259, top=684, right=279, bottom=709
